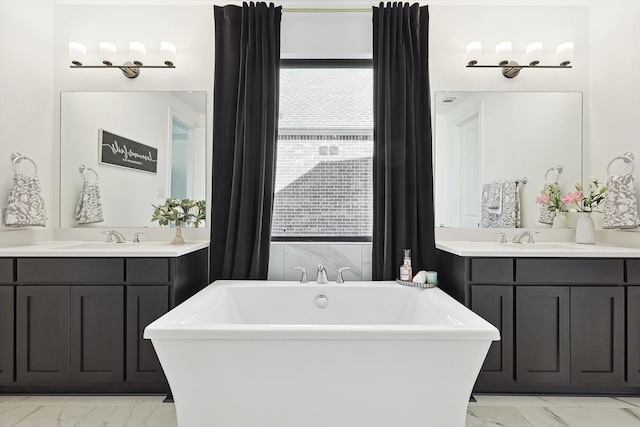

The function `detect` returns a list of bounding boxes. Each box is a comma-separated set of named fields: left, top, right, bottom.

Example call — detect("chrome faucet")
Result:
left=102, top=229, right=127, bottom=243
left=336, top=267, right=350, bottom=284
left=316, top=264, right=328, bottom=284
left=294, top=267, right=308, bottom=283
left=512, top=230, right=530, bottom=243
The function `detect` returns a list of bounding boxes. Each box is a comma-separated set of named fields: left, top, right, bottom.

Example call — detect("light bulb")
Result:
left=495, top=41, right=512, bottom=65
left=69, top=42, right=87, bottom=66
left=161, top=42, right=176, bottom=66
left=556, top=42, right=574, bottom=66
left=526, top=42, right=543, bottom=66
left=100, top=42, right=116, bottom=66
left=466, top=41, right=481, bottom=66
left=129, top=41, right=146, bottom=65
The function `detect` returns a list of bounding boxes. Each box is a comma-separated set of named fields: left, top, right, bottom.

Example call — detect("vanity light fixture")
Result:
left=466, top=41, right=573, bottom=78
left=69, top=41, right=176, bottom=79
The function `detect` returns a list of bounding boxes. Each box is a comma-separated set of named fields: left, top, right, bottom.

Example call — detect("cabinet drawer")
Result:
left=0, top=259, right=14, bottom=283
left=516, top=259, right=623, bottom=284
left=127, top=258, right=170, bottom=283
left=470, top=258, right=513, bottom=283
left=628, top=259, right=640, bottom=284
left=17, top=258, right=124, bottom=283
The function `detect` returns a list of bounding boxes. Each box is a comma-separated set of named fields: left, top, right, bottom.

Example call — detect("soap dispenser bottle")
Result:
left=399, top=249, right=413, bottom=281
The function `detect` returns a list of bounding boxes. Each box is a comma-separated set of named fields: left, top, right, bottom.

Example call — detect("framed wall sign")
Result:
left=99, top=129, right=158, bottom=173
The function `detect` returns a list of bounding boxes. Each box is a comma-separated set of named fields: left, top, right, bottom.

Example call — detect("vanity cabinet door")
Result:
left=70, top=286, right=124, bottom=383
left=126, top=285, right=169, bottom=385
left=516, top=286, right=570, bottom=385
left=0, top=286, right=14, bottom=384
left=471, top=285, right=514, bottom=390
left=570, top=286, right=624, bottom=384
left=628, top=287, right=640, bottom=385
left=16, top=286, right=71, bottom=384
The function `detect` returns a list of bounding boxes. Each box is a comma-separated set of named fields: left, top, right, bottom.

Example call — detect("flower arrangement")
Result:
left=151, top=198, right=206, bottom=227
left=562, top=177, right=608, bottom=213
left=536, top=177, right=607, bottom=214
left=535, top=182, right=564, bottom=213
left=183, top=199, right=206, bottom=227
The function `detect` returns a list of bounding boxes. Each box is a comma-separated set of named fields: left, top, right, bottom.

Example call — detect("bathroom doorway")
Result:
left=170, top=116, right=193, bottom=200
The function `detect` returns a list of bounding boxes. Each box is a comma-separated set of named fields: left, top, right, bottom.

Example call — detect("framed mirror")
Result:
left=434, top=91, right=583, bottom=229
left=60, top=91, right=207, bottom=228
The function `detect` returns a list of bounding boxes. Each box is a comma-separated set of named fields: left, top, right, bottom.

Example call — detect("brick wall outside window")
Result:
left=272, top=132, right=373, bottom=237
left=274, top=66, right=373, bottom=238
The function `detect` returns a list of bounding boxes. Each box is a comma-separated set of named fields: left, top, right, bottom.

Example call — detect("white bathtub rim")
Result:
left=144, top=280, right=500, bottom=341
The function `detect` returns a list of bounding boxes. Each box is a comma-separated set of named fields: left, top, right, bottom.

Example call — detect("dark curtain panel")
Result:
left=210, top=2, right=281, bottom=281
left=372, top=2, right=436, bottom=280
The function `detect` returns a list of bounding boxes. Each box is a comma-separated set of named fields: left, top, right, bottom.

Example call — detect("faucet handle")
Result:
left=336, top=267, right=350, bottom=284
left=133, top=231, right=145, bottom=243
left=527, top=231, right=539, bottom=244
left=294, top=267, right=308, bottom=284
left=101, top=230, right=115, bottom=243
left=495, top=231, right=508, bottom=243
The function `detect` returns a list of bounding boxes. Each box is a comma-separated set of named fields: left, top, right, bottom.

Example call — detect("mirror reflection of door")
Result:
left=170, top=117, right=195, bottom=200
left=457, top=112, right=481, bottom=228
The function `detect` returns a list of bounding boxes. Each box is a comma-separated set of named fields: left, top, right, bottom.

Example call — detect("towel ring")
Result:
left=11, top=152, right=38, bottom=175
left=544, top=165, right=563, bottom=183
left=606, top=152, right=634, bottom=176
left=79, top=165, right=99, bottom=183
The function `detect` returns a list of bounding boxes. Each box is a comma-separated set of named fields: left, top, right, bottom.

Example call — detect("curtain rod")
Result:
left=282, top=8, right=372, bottom=13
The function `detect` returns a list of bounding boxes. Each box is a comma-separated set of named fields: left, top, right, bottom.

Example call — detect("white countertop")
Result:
left=436, top=240, right=640, bottom=258
left=0, top=241, right=209, bottom=257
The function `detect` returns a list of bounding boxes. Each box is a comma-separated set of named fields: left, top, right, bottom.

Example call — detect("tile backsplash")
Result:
left=268, top=242, right=372, bottom=282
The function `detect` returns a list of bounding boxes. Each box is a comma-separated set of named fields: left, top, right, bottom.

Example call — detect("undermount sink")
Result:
left=495, top=242, right=582, bottom=250
left=61, top=242, right=139, bottom=250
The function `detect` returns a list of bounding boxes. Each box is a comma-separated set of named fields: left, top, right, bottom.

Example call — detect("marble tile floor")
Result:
left=1, top=394, right=640, bottom=426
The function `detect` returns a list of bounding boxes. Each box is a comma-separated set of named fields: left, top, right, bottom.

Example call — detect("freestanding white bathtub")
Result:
left=144, top=281, right=499, bottom=427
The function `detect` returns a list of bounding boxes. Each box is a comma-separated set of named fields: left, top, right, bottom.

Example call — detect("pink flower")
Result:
left=562, top=191, right=583, bottom=204
left=536, top=194, right=550, bottom=204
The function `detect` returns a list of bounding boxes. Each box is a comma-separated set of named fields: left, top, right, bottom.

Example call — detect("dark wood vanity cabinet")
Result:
left=628, top=286, right=640, bottom=384
left=516, top=286, right=571, bottom=385
left=0, top=285, right=15, bottom=384
left=438, top=252, right=638, bottom=394
left=16, top=285, right=125, bottom=385
left=0, top=247, right=208, bottom=394
left=471, top=285, right=514, bottom=387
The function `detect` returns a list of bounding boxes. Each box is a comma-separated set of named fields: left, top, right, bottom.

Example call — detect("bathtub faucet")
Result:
left=336, top=267, right=350, bottom=284
left=293, top=267, right=308, bottom=284
left=316, top=264, right=328, bottom=284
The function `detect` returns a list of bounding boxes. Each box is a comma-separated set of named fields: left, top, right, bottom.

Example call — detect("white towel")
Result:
left=4, top=173, right=47, bottom=227
left=481, top=180, right=521, bottom=228
left=603, top=174, right=639, bottom=229
left=75, top=181, right=104, bottom=224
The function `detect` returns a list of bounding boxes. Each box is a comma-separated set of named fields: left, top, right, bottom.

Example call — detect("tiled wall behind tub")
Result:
left=268, top=242, right=372, bottom=282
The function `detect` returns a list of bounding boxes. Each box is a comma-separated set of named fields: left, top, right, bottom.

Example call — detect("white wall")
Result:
left=0, top=0, right=55, bottom=245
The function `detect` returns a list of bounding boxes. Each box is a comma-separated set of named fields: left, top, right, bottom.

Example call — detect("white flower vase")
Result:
left=552, top=212, right=568, bottom=229
left=575, top=212, right=596, bottom=244
left=172, top=225, right=186, bottom=244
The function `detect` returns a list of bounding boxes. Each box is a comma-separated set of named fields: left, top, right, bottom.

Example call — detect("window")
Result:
left=272, top=60, right=373, bottom=240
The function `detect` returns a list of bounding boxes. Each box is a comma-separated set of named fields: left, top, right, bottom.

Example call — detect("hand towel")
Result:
left=4, top=173, right=47, bottom=227
left=484, top=182, right=502, bottom=210
left=538, top=183, right=556, bottom=225
left=75, top=181, right=104, bottom=224
left=603, top=174, right=639, bottom=229
left=481, top=180, right=520, bottom=228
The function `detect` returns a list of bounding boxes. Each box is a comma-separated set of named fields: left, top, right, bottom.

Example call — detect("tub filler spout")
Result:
left=316, top=264, right=328, bottom=284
